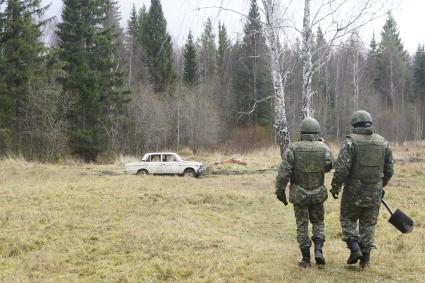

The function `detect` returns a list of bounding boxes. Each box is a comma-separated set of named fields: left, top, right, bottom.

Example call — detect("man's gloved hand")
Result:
left=330, top=186, right=339, bottom=200
left=382, top=189, right=385, bottom=199
left=276, top=190, right=288, bottom=206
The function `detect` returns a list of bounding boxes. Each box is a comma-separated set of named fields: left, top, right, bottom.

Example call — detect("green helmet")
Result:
left=351, top=110, right=373, bottom=126
left=301, top=117, right=320, bottom=133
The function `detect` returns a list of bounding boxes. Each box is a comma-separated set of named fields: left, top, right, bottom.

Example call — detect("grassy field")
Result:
left=0, top=144, right=424, bottom=282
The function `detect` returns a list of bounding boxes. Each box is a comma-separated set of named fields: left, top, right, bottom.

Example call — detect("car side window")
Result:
left=149, top=155, right=161, bottom=162
left=162, top=155, right=176, bottom=162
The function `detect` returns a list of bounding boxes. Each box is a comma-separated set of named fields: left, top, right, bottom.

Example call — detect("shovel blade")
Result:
left=388, top=209, right=414, bottom=234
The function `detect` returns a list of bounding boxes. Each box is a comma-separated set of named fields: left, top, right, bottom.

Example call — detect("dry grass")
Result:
left=0, top=144, right=424, bottom=282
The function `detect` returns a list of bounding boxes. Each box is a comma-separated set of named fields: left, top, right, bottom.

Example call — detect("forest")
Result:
left=0, top=0, right=424, bottom=161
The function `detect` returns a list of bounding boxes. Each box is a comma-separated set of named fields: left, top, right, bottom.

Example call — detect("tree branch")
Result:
left=238, top=96, right=274, bottom=118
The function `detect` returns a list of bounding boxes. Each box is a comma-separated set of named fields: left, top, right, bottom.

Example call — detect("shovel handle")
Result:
left=381, top=199, right=394, bottom=215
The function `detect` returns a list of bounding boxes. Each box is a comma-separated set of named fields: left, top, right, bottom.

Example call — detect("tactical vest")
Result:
left=349, top=133, right=386, bottom=184
left=292, top=141, right=326, bottom=190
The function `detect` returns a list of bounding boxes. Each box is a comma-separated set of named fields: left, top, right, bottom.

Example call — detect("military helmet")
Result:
left=351, top=110, right=373, bottom=126
left=301, top=117, right=320, bottom=133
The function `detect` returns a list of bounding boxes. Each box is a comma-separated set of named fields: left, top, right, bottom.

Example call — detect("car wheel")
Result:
left=183, top=168, right=196, bottom=177
left=137, top=169, right=149, bottom=176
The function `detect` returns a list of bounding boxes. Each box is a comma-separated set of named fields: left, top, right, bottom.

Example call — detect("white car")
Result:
left=125, top=152, right=204, bottom=177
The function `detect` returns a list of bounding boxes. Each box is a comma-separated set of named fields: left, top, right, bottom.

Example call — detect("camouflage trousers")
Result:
left=340, top=201, right=380, bottom=252
left=293, top=203, right=325, bottom=248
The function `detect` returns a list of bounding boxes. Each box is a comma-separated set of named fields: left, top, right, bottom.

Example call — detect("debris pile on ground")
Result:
left=217, top=158, right=248, bottom=166
left=202, top=158, right=276, bottom=176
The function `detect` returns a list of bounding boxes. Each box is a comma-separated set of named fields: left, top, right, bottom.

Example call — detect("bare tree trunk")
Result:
left=389, top=55, right=397, bottom=142
left=15, top=94, right=24, bottom=151
left=390, top=55, right=395, bottom=112
left=262, top=0, right=291, bottom=158
left=335, top=53, right=341, bottom=140
left=323, top=67, right=329, bottom=137
left=301, top=0, right=314, bottom=119
left=414, top=113, right=419, bottom=144
left=129, top=37, right=133, bottom=87
left=353, top=49, right=360, bottom=109
left=177, top=98, right=180, bottom=151
left=253, top=36, right=258, bottom=124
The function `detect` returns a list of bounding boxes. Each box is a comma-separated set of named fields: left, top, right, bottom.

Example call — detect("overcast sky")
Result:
left=44, top=0, right=424, bottom=54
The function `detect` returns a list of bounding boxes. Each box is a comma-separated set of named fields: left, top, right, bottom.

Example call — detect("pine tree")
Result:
left=136, top=4, right=147, bottom=41
left=98, top=0, right=129, bottom=108
left=216, top=22, right=234, bottom=124
left=126, top=4, right=138, bottom=87
left=58, top=0, right=103, bottom=160
left=198, top=18, right=216, bottom=81
left=0, top=1, right=5, bottom=111
left=140, top=0, right=176, bottom=93
left=414, top=44, right=425, bottom=102
left=58, top=0, right=128, bottom=161
left=0, top=1, right=9, bottom=154
left=127, top=4, right=149, bottom=87
left=217, top=22, right=229, bottom=71
left=183, top=31, right=198, bottom=86
left=128, top=4, right=138, bottom=34
left=375, top=12, right=409, bottom=109
left=369, top=33, right=378, bottom=54
left=0, top=0, right=47, bottom=150
left=366, top=33, right=379, bottom=89
left=233, top=0, right=272, bottom=128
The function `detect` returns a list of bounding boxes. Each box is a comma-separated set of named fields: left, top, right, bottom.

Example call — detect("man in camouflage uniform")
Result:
left=276, top=118, right=333, bottom=268
left=331, top=110, right=394, bottom=268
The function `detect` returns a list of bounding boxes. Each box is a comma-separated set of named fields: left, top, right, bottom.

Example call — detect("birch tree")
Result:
left=262, top=0, right=291, bottom=157
left=300, top=0, right=381, bottom=119
left=301, top=0, right=314, bottom=118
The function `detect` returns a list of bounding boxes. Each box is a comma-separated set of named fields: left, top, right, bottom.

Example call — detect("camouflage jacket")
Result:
left=331, top=127, right=394, bottom=207
left=275, top=134, right=333, bottom=205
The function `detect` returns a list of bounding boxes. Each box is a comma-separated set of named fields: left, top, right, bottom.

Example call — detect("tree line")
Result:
left=0, top=0, right=424, bottom=161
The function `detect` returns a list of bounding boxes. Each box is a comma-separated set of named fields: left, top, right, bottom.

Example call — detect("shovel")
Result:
left=381, top=199, right=414, bottom=233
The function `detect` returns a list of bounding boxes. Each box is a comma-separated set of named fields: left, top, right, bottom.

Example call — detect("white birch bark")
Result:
left=353, top=49, right=359, bottom=109
left=335, top=53, right=340, bottom=140
left=301, top=0, right=314, bottom=119
left=262, top=0, right=290, bottom=158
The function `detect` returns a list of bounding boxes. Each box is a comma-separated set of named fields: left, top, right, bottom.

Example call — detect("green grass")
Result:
left=0, top=145, right=424, bottom=282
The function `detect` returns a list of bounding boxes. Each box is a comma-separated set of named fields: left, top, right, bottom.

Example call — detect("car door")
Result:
left=147, top=154, right=162, bottom=174
left=161, top=154, right=179, bottom=174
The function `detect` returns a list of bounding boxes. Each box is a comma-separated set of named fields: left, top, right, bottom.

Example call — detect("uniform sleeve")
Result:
left=331, top=140, right=353, bottom=192
left=383, top=141, right=394, bottom=187
left=324, top=145, right=333, bottom=173
left=275, top=147, right=294, bottom=194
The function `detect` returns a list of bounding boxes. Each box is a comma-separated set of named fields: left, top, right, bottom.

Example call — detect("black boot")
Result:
left=360, top=251, right=370, bottom=268
left=298, top=247, right=311, bottom=268
left=314, top=240, right=326, bottom=265
left=346, top=240, right=363, bottom=264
